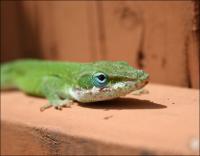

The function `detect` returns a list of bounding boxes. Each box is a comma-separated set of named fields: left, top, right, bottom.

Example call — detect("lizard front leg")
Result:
left=40, top=76, right=73, bottom=111
left=40, top=99, right=73, bottom=111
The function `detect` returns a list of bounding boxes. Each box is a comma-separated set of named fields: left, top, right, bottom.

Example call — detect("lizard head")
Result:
left=70, top=61, right=149, bottom=102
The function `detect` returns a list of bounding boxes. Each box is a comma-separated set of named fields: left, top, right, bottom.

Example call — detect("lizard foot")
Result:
left=40, top=99, right=73, bottom=112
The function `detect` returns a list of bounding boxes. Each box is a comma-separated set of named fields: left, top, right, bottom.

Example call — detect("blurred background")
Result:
left=1, top=1, right=199, bottom=88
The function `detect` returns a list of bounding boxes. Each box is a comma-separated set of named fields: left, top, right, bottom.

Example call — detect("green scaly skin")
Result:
left=0, top=59, right=149, bottom=111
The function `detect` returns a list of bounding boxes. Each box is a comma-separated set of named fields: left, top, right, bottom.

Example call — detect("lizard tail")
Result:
left=0, top=63, right=16, bottom=90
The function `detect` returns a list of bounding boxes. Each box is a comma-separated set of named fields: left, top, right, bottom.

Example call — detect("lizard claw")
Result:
left=40, top=103, right=53, bottom=112
left=62, top=103, right=72, bottom=108
left=55, top=105, right=62, bottom=110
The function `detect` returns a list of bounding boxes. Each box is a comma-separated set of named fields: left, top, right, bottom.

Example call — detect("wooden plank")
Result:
left=140, top=1, right=197, bottom=87
left=85, top=1, right=102, bottom=61
left=186, top=2, right=199, bottom=88
left=100, top=1, right=198, bottom=88
left=21, top=1, right=94, bottom=62
left=98, top=1, right=143, bottom=66
left=1, top=84, right=199, bottom=155
left=0, top=1, right=23, bottom=62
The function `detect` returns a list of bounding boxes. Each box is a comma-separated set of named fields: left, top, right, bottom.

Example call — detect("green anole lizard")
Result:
left=0, top=59, right=149, bottom=111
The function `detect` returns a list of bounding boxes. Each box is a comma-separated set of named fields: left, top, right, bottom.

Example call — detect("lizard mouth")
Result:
left=69, top=78, right=149, bottom=103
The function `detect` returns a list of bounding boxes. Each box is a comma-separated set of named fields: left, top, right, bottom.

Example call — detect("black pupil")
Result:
left=97, top=74, right=105, bottom=81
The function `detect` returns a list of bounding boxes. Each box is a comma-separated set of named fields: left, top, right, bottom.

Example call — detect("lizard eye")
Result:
left=92, top=72, right=108, bottom=88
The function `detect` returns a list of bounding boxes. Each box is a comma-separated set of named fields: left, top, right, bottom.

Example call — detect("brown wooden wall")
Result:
left=1, top=1, right=199, bottom=88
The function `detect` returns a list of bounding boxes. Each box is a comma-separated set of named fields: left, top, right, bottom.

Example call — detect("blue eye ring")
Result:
left=92, top=72, right=108, bottom=88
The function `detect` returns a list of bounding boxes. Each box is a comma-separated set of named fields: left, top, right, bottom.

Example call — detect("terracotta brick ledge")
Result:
left=1, top=84, right=199, bottom=155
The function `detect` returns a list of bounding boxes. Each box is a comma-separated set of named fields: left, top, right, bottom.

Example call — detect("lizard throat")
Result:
left=69, top=80, right=148, bottom=103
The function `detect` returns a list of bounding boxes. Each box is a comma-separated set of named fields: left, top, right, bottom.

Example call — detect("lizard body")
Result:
left=1, top=59, right=149, bottom=111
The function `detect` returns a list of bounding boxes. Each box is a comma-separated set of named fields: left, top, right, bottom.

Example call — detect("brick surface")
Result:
left=1, top=84, right=199, bottom=155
